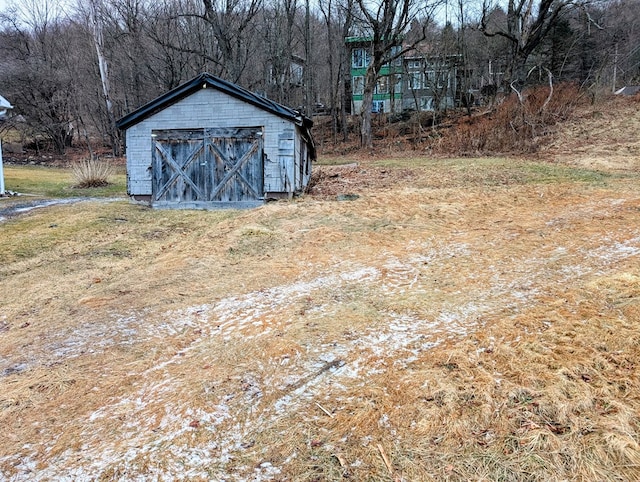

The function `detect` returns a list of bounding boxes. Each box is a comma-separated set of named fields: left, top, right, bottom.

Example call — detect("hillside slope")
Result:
left=543, top=94, right=640, bottom=172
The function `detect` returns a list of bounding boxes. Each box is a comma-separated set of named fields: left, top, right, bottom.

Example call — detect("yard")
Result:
left=1, top=100, right=639, bottom=480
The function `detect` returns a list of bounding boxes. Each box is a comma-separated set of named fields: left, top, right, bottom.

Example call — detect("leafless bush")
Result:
left=72, top=159, right=114, bottom=188
left=434, top=83, right=584, bottom=155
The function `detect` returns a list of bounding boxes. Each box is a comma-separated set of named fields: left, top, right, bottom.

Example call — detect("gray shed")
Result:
left=116, top=73, right=315, bottom=209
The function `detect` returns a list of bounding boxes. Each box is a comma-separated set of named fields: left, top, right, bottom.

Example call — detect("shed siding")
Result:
left=125, top=88, right=297, bottom=196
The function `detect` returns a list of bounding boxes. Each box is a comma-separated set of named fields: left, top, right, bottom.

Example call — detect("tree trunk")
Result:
left=340, top=0, right=354, bottom=143
left=341, top=64, right=350, bottom=142
left=304, top=0, right=313, bottom=117
left=90, top=0, right=121, bottom=157
left=508, top=49, right=530, bottom=88
left=360, top=66, right=377, bottom=148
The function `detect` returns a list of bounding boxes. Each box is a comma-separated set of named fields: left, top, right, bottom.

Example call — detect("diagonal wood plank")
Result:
left=207, top=141, right=260, bottom=200
left=208, top=141, right=260, bottom=199
left=234, top=170, right=260, bottom=198
left=154, top=141, right=205, bottom=201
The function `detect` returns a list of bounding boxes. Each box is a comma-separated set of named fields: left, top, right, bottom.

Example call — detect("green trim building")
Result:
left=346, top=37, right=465, bottom=114
left=346, top=37, right=403, bottom=114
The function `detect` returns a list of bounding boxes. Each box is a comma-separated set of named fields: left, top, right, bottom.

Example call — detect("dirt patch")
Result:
left=306, top=163, right=420, bottom=199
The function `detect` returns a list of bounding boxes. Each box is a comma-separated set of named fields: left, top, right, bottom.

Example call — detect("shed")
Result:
left=116, top=73, right=315, bottom=209
left=0, top=94, right=13, bottom=120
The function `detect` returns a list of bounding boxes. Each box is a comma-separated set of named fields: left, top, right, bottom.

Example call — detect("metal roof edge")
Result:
left=0, top=94, right=13, bottom=109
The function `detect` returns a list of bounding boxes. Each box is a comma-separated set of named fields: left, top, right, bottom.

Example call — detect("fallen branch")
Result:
left=315, top=402, right=334, bottom=418
left=541, top=67, right=554, bottom=112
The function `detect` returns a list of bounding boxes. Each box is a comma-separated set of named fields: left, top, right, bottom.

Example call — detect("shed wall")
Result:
left=125, top=88, right=300, bottom=197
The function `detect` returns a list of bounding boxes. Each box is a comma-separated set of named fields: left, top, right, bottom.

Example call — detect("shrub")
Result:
left=433, top=82, right=584, bottom=156
left=72, top=159, right=114, bottom=188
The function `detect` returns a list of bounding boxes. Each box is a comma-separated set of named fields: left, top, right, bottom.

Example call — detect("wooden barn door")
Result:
left=152, top=129, right=208, bottom=204
left=152, top=128, right=263, bottom=207
left=205, top=128, right=263, bottom=203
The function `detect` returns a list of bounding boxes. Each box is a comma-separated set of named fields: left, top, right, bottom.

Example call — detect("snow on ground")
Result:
left=0, top=198, right=123, bottom=223
left=3, top=227, right=639, bottom=480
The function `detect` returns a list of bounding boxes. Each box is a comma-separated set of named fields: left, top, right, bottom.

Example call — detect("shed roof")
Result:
left=116, top=72, right=313, bottom=130
left=614, top=86, right=640, bottom=96
left=0, top=94, right=13, bottom=110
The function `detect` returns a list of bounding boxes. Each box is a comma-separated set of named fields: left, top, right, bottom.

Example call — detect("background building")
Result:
left=401, top=52, right=461, bottom=112
left=346, top=37, right=466, bottom=114
left=346, top=37, right=403, bottom=114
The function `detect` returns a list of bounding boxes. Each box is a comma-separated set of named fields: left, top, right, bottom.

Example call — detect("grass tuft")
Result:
left=71, top=159, right=114, bottom=188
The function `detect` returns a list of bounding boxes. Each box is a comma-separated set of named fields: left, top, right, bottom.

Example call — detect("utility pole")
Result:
left=612, top=43, right=618, bottom=94
left=0, top=140, right=4, bottom=196
left=304, top=0, right=313, bottom=117
left=0, top=97, right=13, bottom=196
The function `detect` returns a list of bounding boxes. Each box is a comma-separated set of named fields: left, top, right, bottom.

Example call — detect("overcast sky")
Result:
left=0, top=0, right=454, bottom=29
left=0, top=0, right=75, bottom=20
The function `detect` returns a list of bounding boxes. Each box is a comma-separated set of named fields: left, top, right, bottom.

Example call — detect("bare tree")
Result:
left=0, top=0, right=79, bottom=154
left=83, top=0, right=121, bottom=156
left=353, top=0, right=441, bottom=147
left=143, top=0, right=208, bottom=89
left=260, top=0, right=301, bottom=105
left=601, top=0, right=640, bottom=88
left=318, top=0, right=354, bottom=142
left=479, top=0, right=579, bottom=87
left=201, top=0, right=263, bottom=82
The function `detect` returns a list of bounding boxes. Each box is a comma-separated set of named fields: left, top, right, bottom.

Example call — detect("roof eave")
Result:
left=116, top=73, right=306, bottom=130
left=115, top=79, right=197, bottom=130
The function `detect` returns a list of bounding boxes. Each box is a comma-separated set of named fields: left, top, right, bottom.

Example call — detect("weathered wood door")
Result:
left=152, top=128, right=263, bottom=207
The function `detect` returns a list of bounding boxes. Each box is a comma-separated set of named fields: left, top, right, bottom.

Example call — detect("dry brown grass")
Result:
left=316, top=83, right=592, bottom=157
left=1, top=101, right=640, bottom=480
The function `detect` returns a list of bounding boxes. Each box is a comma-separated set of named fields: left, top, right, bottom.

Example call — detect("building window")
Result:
left=372, top=100, right=385, bottom=113
left=426, top=70, right=448, bottom=89
left=390, top=46, right=402, bottom=66
left=352, top=76, right=364, bottom=95
left=290, top=63, right=303, bottom=85
left=425, top=71, right=436, bottom=85
left=420, top=97, right=434, bottom=110
left=385, top=45, right=403, bottom=66
left=408, top=72, right=423, bottom=90
left=375, top=76, right=388, bottom=95
left=437, top=71, right=448, bottom=89
left=352, top=48, right=370, bottom=68
left=408, top=60, right=422, bottom=70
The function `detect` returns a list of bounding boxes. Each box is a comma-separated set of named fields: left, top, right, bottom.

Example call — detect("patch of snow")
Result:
left=253, top=462, right=282, bottom=482
left=588, top=236, right=640, bottom=262
left=0, top=198, right=124, bottom=223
